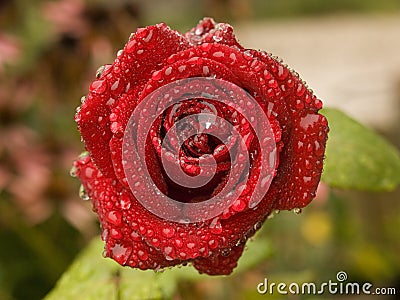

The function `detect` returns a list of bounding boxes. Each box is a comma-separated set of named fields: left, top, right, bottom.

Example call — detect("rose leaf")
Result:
left=44, top=228, right=273, bottom=299
left=43, top=238, right=119, bottom=300
left=321, top=108, right=400, bottom=191
left=43, top=238, right=202, bottom=300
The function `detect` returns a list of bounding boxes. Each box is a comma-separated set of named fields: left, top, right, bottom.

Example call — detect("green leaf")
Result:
left=321, top=108, right=400, bottom=191
left=44, top=226, right=272, bottom=299
left=43, top=238, right=119, bottom=300
left=43, top=238, right=204, bottom=300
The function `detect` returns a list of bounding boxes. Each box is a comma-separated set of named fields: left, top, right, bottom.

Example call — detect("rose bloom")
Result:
left=73, top=18, right=328, bottom=275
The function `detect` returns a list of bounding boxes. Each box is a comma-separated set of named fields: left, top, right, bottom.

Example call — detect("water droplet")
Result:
left=111, top=243, right=131, bottom=265
left=232, top=199, right=246, bottom=212
left=164, top=66, right=172, bottom=76
left=79, top=185, right=90, bottom=201
left=85, top=167, right=94, bottom=178
left=300, top=114, right=321, bottom=132
left=293, top=208, right=302, bottom=214
left=96, top=65, right=105, bottom=78
left=296, top=83, right=306, bottom=97
left=277, top=65, right=289, bottom=80
left=143, top=29, right=153, bottom=43
left=69, top=165, right=77, bottom=177
left=175, top=238, right=183, bottom=248
left=212, top=51, right=224, bottom=58
left=120, top=194, right=131, bottom=210
left=212, top=35, right=222, bottom=42
left=152, top=70, right=162, bottom=81
left=209, top=218, right=223, bottom=234
left=131, top=231, right=142, bottom=241
left=235, top=236, right=247, bottom=246
left=253, top=221, right=262, bottom=231
left=106, top=211, right=122, bottom=225
left=221, top=248, right=231, bottom=256
left=187, top=242, right=196, bottom=249
left=162, top=227, right=175, bottom=238
left=164, top=246, right=174, bottom=255
left=178, top=65, right=186, bottom=72
left=89, top=80, right=107, bottom=94
left=110, top=228, right=122, bottom=239
left=208, top=239, right=218, bottom=249
left=138, top=249, right=149, bottom=261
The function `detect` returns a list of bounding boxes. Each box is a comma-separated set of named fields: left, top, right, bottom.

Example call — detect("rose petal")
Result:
left=185, top=18, right=243, bottom=49
left=74, top=156, right=180, bottom=269
left=192, top=244, right=245, bottom=275
left=249, top=50, right=329, bottom=209
left=76, top=23, right=190, bottom=178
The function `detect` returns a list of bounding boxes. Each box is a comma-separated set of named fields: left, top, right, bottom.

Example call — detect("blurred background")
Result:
left=0, top=0, right=399, bottom=299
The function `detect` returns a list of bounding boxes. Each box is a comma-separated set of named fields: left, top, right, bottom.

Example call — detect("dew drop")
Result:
left=221, top=248, right=231, bottom=256
left=95, top=65, right=105, bottom=78
left=110, top=79, right=120, bottom=91
left=213, top=51, right=224, bottom=58
left=253, top=221, right=262, bottom=231
left=277, top=65, right=289, bottom=80
left=178, top=65, right=186, bottom=72
left=293, top=208, right=302, bottom=214
left=212, top=35, right=223, bottom=42
left=89, top=80, right=107, bottom=94
left=195, top=26, right=204, bottom=35
left=296, top=83, right=306, bottom=97
left=201, top=43, right=212, bottom=51
left=106, top=98, right=115, bottom=106
left=300, top=114, right=321, bottom=131
left=131, top=231, right=142, bottom=241
left=164, top=66, right=172, bottom=76
left=110, top=228, right=122, bottom=239
left=232, top=199, right=246, bottom=212
left=85, top=167, right=94, bottom=178
left=143, top=29, right=153, bottom=43
left=187, top=242, right=196, bottom=249
left=138, top=249, right=149, bottom=261
left=209, top=218, right=223, bottom=234
left=106, top=210, right=122, bottom=225
left=120, top=194, right=131, bottom=210
left=175, top=238, right=183, bottom=248
left=162, top=227, right=176, bottom=238
left=164, top=246, right=173, bottom=255
left=125, top=39, right=136, bottom=53
left=208, top=239, right=218, bottom=249
left=111, top=243, right=131, bottom=265
left=69, top=165, right=77, bottom=177
left=79, top=185, right=90, bottom=201
left=152, top=70, right=162, bottom=81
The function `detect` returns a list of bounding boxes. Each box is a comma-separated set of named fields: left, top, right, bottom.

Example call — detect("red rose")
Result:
left=73, top=18, right=328, bottom=275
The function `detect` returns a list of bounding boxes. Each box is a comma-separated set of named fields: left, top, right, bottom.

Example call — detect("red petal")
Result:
left=74, top=156, right=180, bottom=270
left=185, top=17, right=243, bottom=49
left=249, top=50, right=329, bottom=209
left=76, top=23, right=190, bottom=178
left=192, top=244, right=245, bottom=275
